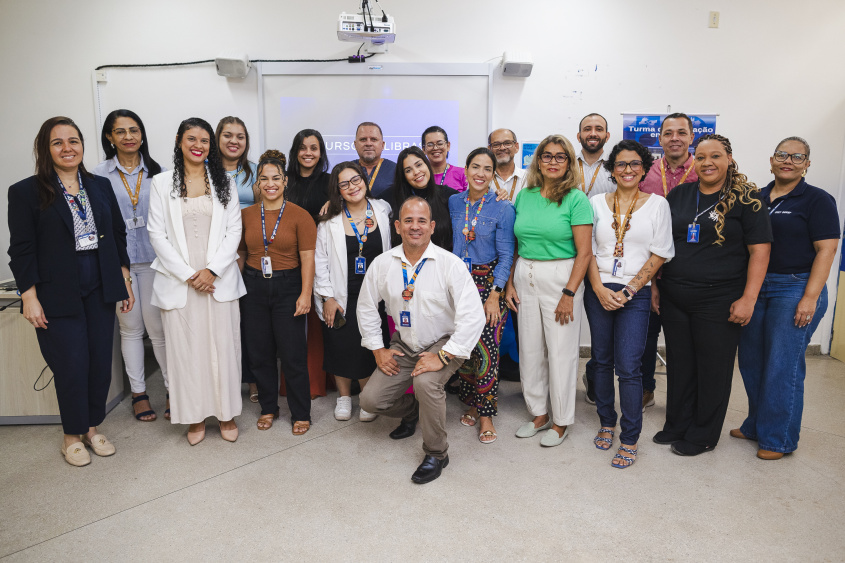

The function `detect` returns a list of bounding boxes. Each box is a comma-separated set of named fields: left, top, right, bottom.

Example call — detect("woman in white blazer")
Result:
left=315, top=161, right=392, bottom=422
left=147, top=117, right=246, bottom=445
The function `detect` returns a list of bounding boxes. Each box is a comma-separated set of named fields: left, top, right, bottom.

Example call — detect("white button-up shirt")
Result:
left=358, top=242, right=485, bottom=359
left=576, top=149, right=615, bottom=196
left=492, top=166, right=527, bottom=202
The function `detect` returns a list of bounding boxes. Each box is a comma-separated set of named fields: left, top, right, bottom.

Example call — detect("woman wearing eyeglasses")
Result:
left=734, top=138, right=840, bottom=460
left=583, top=140, right=674, bottom=468
left=315, top=162, right=392, bottom=421
left=93, top=109, right=168, bottom=423
left=504, top=134, right=593, bottom=448
left=422, top=126, right=468, bottom=192
left=654, top=134, right=772, bottom=457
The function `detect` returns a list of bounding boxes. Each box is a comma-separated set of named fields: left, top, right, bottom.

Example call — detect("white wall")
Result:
left=2, top=0, right=844, bottom=347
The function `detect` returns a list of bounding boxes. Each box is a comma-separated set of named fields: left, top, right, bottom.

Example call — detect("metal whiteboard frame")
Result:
left=256, top=61, right=495, bottom=153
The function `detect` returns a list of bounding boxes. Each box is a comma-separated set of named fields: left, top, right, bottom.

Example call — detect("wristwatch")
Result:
left=622, top=285, right=636, bottom=300
left=491, top=285, right=503, bottom=293
left=207, top=268, right=218, bottom=278
left=562, top=288, right=575, bottom=297
left=437, top=349, right=450, bottom=366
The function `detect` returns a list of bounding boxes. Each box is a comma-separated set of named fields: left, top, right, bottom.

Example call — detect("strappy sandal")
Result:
left=249, top=384, right=259, bottom=404
left=164, top=393, right=171, bottom=421
left=594, top=427, right=615, bottom=450
left=292, top=420, right=310, bottom=436
left=612, top=445, right=638, bottom=469
left=257, top=411, right=279, bottom=431
left=478, top=430, right=497, bottom=444
left=131, top=394, right=156, bottom=422
left=460, top=413, right=477, bottom=427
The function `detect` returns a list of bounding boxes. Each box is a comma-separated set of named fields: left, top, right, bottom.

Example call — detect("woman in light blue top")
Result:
left=447, top=147, right=516, bottom=443
left=215, top=116, right=260, bottom=402
left=93, top=109, right=168, bottom=422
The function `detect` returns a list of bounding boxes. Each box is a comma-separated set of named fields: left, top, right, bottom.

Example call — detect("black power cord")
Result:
left=95, top=52, right=377, bottom=71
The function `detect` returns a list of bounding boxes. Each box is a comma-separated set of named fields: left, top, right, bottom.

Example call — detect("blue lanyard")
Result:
left=260, top=201, right=286, bottom=255
left=692, top=187, right=723, bottom=225
left=57, top=172, right=89, bottom=223
left=438, top=163, right=450, bottom=186
left=343, top=200, right=372, bottom=256
left=401, top=258, right=428, bottom=300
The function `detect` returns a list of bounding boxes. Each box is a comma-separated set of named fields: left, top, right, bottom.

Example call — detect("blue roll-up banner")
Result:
left=521, top=142, right=539, bottom=169
left=622, top=113, right=717, bottom=158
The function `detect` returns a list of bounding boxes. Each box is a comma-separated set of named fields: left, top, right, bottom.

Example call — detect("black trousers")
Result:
left=659, top=280, right=743, bottom=448
left=35, top=251, right=116, bottom=435
left=241, top=267, right=310, bottom=422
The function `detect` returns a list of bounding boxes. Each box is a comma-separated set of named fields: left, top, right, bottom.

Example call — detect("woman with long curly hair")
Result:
left=504, top=134, right=593, bottom=448
left=147, top=117, right=246, bottom=445
left=653, top=133, right=772, bottom=456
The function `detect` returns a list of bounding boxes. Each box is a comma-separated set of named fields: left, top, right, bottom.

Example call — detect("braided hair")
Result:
left=696, top=133, right=761, bottom=246
left=171, top=117, right=231, bottom=207
left=256, top=149, right=288, bottom=204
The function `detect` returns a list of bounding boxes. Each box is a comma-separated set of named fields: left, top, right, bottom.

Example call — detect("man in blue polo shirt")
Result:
left=354, top=121, right=397, bottom=199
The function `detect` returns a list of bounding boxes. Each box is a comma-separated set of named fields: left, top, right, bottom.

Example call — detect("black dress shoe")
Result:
left=411, top=455, right=449, bottom=484
left=389, top=418, right=418, bottom=440
left=652, top=431, right=683, bottom=445
left=671, top=440, right=715, bottom=456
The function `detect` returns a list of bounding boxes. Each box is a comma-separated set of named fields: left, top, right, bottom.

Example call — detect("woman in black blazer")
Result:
left=7, top=116, right=134, bottom=467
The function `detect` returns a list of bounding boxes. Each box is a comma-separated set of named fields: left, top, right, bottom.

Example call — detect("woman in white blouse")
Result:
left=314, top=161, right=392, bottom=421
left=584, top=140, right=674, bottom=468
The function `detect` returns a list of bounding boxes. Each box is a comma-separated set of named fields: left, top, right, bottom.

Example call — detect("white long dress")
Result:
left=162, top=195, right=242, bottom=424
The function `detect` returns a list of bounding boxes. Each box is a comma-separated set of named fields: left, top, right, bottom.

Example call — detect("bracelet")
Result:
left=207, top=269, right=218, bottom=278
left=437, top=349, right=450, bottom=366
left=124, top=277, right=132, bottom=284
left=562, top=288, right=575, bottom=297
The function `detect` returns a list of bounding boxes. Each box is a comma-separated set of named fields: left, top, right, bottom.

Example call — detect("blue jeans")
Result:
left=737, top=273, right=827, bottom=453
left=586, top=310, right=657, bottom=392
left=583, top=281, right=651, bottom=445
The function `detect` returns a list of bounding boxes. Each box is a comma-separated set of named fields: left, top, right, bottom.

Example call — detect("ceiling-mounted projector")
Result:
left=337, top=1, right=395, bottom=46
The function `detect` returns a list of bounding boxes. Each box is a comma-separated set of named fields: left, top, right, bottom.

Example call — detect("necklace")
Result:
left=611, top=190, right=639, bottom=257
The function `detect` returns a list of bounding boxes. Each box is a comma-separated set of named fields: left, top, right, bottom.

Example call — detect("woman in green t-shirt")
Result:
left=504, top=134, right=593, bottom=448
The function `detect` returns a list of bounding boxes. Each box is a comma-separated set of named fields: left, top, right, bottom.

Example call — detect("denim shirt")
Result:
left=448, top=191, right=516, bottom=288
left=92, top=155, right=163, bottom=264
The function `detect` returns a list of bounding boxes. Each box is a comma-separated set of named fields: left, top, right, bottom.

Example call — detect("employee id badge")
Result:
left=462, top=256, right=472, bottom=271
left=126, top=216, right=146, bottom=230
left=261, top=256, right=273, bottom=277
left=400, top=310, right=411, bottom=327
left=354, top=256, right=367, bottom=274
left=77, top=232, right=97, bottom=248
left=687, top=223, right=701, bottom=244
left=611, top=258, right=626, bottom=278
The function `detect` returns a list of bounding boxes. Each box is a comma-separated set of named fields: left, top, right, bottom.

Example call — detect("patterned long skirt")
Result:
left=458, top=261, right=508, bottom=417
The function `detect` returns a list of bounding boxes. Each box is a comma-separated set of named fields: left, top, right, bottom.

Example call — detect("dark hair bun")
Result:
left=259, top=149, right=287, bottom=168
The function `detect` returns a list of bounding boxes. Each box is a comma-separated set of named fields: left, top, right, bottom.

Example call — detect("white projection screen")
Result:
left=260, top=62, right=492, bottom=168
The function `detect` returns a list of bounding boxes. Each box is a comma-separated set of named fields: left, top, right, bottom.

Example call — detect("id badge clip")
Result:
left=400, top=310, right=411, bottom=327
left=261, top=256, right=273, bottom=278
left=126, top=216, right=146, bottom=230
left=687, top=223, right=700, bottom=244
left=611, top=258, right=626, bottom=278
left=355, top=256, right=367, bottom=274
left=462, top=256, right=472, bottom=272
left=78, top=232, right=97, bottom=249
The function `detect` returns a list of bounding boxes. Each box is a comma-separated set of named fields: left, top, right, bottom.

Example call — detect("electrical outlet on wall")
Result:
left=708, top=11, right=720, bottom=28
left=95, top=70, right=108, bottom=83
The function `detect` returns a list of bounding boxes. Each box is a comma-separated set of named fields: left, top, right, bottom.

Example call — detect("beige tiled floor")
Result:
left=1, top=356, right=843, bottom=561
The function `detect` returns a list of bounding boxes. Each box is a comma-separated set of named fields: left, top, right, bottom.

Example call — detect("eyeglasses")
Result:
left=540, top=152, right=569, bottom=164
left=773, top=151, right=807, bottom=164
left=112, top=127, right=141, bottom=138
left=489, top=140, right=515, bottom=150
left=338, top=175, right=364, bottom=191
left=613, top=160, right=644, bottom=172
left=424, top=141, right=447, bottom=150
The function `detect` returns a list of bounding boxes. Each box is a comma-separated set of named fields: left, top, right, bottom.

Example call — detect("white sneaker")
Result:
left=359, top=408, right=378, bottom=422
left=334, top=396, right=352, bottom=421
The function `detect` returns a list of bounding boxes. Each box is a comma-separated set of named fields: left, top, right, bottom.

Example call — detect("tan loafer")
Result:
left=82, top=434, right=116, bottom=457
left=730, top=429, right=750, bottom=440
left=757, top=448, right=784, bottom=460
left=61, top=441, right=91, bottom=467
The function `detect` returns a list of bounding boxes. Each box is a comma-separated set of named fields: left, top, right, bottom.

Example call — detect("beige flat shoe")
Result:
left=187, top=422, right=206, bottom=446
left=82, top=434, right=115, bottom=457
left=61, top=441, right=91, bottom=467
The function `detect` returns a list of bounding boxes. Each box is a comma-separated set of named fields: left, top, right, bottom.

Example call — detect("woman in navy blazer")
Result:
left=7, top=116, right=134, bottom=467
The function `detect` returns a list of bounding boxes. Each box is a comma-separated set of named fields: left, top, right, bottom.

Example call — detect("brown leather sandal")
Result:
left=292, top=420, right=310, bottom=436
left=257, top=411, right=279, bottom=431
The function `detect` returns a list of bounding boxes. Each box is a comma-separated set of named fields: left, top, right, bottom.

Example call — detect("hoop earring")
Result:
left=769, top=167, right=773, bottom=174
left=802, top=170, right=807, bottom=177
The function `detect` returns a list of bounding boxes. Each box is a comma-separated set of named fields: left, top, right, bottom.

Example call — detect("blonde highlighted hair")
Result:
left=696, top=134, right=762, bottom=246
left=524, top=134, right=579, bottom=206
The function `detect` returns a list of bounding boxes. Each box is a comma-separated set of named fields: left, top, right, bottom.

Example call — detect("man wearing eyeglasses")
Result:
left=575, top=113, right=615, bottom=197
left=636, top=112, right=698, bottom=411
left=488, top=129, right=526, bottom=202
left=354, top=122, right=397, bottom=199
